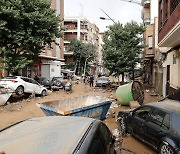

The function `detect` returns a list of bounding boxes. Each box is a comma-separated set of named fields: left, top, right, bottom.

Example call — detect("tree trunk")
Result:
left=74, top=62, right=77, bottom=74
left=122, top=72, right=124, bottom=84
left=83, top=57, right=88, bottom=75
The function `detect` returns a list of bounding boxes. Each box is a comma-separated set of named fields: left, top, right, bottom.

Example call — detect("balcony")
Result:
left=158, top=4, right=180, bottom=47
left=142, top=0, right=150, bottom=8
left=159, top=21, right=180, bottom=47
left=64, top=51, right=73, bottom=56
left=144, top=18, right=151, bottom=25
left=64, top=28, right=78, bottom=33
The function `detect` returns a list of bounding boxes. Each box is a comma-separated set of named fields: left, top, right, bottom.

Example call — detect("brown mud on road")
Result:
left=0, top=82, right=160, bottom=154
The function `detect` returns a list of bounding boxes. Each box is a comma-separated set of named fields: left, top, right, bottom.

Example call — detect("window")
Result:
left=148, top=36, right=153, bottom=49
left=84, top=35, right=88, bottom=41
left=171, top=0, right=180, bottom=14
left=162, top=113, right=170, bottom=129
left=159, top=0, right=163, bottom=27
left=133, top=106, right=151, bottom=120
left=99, top=123, right=111, bottom=145
left=164, top=0, right=168, bottom=19
left=88, top=131, right=105, bottom=154
left=148, top=109, right=170, bottom=130
left=173, top=54, right=176, bottom=64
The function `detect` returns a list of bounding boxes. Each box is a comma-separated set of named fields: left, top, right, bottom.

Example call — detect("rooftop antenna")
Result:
left=79, top=4, right=84, bottom=17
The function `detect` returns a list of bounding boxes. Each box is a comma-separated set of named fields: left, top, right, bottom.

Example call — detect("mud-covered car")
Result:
left=50, top=76, right=68, bottom=91
left=95, top=76, right=110, bottom=87
left=0, top=116, right=115, bottom=154
left=117, top=100, right=180, bottom=154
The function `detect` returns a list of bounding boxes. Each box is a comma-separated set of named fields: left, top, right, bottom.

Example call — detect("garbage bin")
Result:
left=115, top=81, right=144, bottom=105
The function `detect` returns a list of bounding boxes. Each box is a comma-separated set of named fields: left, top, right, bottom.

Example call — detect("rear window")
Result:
left=5, top=76, right=18, bottom=79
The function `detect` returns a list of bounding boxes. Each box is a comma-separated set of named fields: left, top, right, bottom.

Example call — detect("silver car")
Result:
left=96, top=76, right=110, bottom=87
left=0, top=116, right=115, bottom=154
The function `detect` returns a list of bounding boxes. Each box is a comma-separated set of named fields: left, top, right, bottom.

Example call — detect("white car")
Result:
left=0, top=76, right=48, bottom=96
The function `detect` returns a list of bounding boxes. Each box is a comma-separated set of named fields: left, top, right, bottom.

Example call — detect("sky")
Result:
left=64, top=0, right=143, bottom=32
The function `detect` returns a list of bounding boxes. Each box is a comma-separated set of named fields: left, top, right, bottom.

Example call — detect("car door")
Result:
left=21, top=77, right=33, bottom=93
left=130, top=106, right=152, bottom=140
left=29, top=79, right=42, bottom=94
left=143, top=108, right=170, bottom=148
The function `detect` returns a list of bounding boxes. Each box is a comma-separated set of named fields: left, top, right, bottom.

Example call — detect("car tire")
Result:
left=41, top=90, right=47, bottom=97
left=159, top=142, right=175, bottom=154
left=118, top=117, right=126, bottom=137
left=56, top=81, right=61, bottom=86
left=15, top=86, right=24, bottom=95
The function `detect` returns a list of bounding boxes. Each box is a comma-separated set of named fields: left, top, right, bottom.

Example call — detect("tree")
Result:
left=102, top=21, right=145, bottom=83
left=0, top=0, right=63, bottom=75
left=69, top=39, right=96, bottom=75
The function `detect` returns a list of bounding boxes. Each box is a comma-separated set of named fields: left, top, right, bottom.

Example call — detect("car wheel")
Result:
left=159, top=142, right=174, bottom=154
left=56, top=81, right=61, bottom=86
left=118, top=117, right=126, bottom=136
left=41, top=90, right=47, bottom=97
left=15, top=86, right=24, bottom=95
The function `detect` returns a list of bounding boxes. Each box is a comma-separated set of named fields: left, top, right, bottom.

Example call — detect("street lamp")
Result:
left=100, top=8, right=116, bottom=23
left=100, top=17, right=110, bottom=20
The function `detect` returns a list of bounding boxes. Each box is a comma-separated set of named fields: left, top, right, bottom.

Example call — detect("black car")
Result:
left=38, top=77, right=51, bottom=89
left=117, top=100, right=180, bottom=154
left=0, top=116, right=115, bottom=154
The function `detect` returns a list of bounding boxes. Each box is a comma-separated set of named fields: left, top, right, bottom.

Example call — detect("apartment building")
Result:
left=0, top=0, right=65, bottom=78
left=158, top=0, right=180, bottom=96
left=63, top=16, right=100, bottom=67
left=35, top=0, right=64, bottom=79
left=141, top=0, right=155, bottom=84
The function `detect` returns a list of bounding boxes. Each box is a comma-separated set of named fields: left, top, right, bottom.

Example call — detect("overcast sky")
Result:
left=64, top=0, right=142, bottom=32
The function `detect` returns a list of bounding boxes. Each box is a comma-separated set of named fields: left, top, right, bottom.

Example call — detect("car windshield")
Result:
left=98, top=77, right=108, bottom=81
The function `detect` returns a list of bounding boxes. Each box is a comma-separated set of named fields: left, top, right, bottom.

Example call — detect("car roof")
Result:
left=145, top=99, right=180, bottom=114
left=0, top=116, right=96, bottom=154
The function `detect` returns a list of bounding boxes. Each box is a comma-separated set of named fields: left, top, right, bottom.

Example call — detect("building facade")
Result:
left=158, top=0, right=180, bottom=96
left=24, top=0, right=65, bottom=79
left=141, top=0, right=155, bottom=84
left=63, top=17, right=100, bottom=70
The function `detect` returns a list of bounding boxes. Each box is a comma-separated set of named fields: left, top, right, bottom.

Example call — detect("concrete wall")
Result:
left=163, top=50, right=180, bottom=90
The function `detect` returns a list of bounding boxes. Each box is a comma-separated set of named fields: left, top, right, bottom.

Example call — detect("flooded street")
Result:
left=0, top=82, right=159, bottom=154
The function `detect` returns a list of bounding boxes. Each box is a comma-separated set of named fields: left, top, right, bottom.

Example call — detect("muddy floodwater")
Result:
left=0, top=82, right=159, bottom=154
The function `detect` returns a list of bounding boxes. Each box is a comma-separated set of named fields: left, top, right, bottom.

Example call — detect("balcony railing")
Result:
left=171, top=0, right=179, bottom=14
left=144, top=18, right=151, bottom=25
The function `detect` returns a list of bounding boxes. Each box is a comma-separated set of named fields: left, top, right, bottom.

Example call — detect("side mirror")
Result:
left=111, top=135, right=116, bottom=144
left=129, top=111, right=133, bottom=117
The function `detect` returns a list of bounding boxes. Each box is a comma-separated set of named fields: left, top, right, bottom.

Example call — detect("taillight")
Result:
left=10, top=80, right=18, bottom=83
